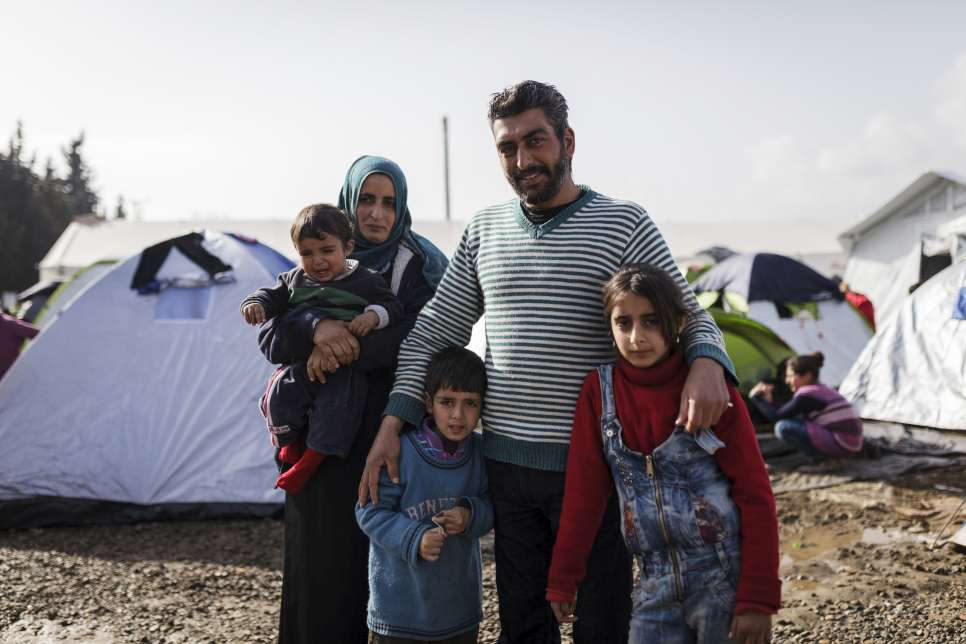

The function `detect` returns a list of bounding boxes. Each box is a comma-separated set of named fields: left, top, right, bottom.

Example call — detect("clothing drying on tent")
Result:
left=842, top=289, right=875, bottom=331
left=0, top=312, right=39, bottom=381
left=692, top=253, right=873, bottom=388
left=839, top=260, right=966, bottom=431
left=15, top=280, right=62, bottom=324
left=0, top=230, right=293, bottom=528
left=130, top=232, right=233, bottom=293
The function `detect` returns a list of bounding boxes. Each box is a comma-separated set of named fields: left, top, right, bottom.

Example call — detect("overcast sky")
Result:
left=4, top=1, right=966, bottom=231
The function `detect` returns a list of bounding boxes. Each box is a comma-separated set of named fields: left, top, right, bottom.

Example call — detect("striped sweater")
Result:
left=385, top=189, right=736, bottom=471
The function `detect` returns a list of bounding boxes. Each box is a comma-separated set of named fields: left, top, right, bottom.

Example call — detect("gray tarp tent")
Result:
left=0, top=231, right=293, bottom=527
left=839, top=260, right=966, bottom=431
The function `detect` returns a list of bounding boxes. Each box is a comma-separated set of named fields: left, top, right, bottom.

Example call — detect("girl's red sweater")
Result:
left=546, top=351, right=781, bottom=615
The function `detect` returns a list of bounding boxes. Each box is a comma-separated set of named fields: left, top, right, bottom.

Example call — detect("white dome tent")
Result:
left=0, top=231, right=291, bottom=527
left=691, top=252, right=873, bottom=388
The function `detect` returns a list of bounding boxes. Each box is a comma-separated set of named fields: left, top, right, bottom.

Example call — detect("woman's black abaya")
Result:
left=277, top=371, right=388, bottom=644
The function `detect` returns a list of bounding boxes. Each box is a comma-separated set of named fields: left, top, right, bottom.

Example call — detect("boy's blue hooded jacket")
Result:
left=356, top=428, right=493, bottom=640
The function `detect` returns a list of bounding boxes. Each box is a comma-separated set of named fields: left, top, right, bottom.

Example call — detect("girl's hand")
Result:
left=419, top=528, right=445, bottom=562
left=730, top=610, right=772, bottom=644
left=242, top=303, right=266, bottom=325
left=550, top=600, right=576, bottom=624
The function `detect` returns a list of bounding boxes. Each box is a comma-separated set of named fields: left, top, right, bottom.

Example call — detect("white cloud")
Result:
left=816, top=112, right=930, bottom=179
left=738, top=51, right=966, bottom=224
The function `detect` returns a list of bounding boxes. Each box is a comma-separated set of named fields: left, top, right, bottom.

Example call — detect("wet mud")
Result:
left=1, top=469, right=964, bottom=642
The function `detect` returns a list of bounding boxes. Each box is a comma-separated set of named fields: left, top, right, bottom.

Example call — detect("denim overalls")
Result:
left=597, top=364, right=742, bottom=644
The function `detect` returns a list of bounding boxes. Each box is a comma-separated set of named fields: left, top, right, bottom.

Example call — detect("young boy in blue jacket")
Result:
left=356, top=347, right=493, bottom=643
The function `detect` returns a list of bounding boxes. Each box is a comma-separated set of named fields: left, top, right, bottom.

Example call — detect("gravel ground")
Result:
left=1, top=469, right=964, bottom=643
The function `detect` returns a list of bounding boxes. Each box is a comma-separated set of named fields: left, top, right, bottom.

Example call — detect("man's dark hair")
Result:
left=488, top=80, right=570, bottom=140
left=601, top=264, right=690, bottom=345
left=290, top=203, right=353, bottom=247
left=425, top=347, right=487, bottom=398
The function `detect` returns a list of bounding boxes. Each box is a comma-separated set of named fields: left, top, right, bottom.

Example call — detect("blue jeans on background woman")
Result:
left=774, top=418, right=826, bottom=460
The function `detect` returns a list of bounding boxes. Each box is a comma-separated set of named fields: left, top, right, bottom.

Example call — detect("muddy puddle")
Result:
left=782, top=525, right=862, bottom=561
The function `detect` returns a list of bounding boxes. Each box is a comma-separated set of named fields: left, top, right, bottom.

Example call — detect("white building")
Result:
left=838, top=170, right=966, bottom=323
left=39, top=215, right=845, bottom=284
left=37, top=217, right=467, bottom=283
left=35, top=214, right=845, bottom=361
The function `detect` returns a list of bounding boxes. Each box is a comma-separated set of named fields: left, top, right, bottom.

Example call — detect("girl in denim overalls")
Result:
left=547, top=264, right=780, bottom=644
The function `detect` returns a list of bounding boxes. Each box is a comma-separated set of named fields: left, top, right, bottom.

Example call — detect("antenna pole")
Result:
left=442, top=116, right=451, bottom=221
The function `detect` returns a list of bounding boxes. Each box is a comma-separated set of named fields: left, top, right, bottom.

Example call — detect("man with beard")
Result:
left=358, top=81, right=737, bottom=644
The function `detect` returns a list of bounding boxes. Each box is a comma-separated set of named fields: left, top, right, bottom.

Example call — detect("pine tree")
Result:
left=62, top=133, right=98, bottom=216
left=0, top=124, right=99, bottom=291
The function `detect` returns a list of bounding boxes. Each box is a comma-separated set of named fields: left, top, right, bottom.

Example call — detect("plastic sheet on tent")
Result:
left=840, top=261, right=966, bottom=431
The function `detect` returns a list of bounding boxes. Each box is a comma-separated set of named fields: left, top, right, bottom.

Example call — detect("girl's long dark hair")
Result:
left=602, top=264, right=689, bottom=343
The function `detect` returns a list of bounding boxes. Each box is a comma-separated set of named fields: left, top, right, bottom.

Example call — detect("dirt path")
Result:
left=1, top=469, right=964, bottom=643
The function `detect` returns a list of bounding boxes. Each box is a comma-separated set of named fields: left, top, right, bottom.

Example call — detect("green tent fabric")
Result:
left=710, top=308, right=794, bottom=394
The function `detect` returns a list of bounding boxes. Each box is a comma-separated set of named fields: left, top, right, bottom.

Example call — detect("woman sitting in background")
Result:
left=749, top=352, right=863, bottom=460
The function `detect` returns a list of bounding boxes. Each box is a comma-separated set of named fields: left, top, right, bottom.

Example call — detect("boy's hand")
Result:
left=242, top=303, right=266, bottom=325
left=433, top=507, right=470, bottom=535
left=347, top=311, right=379, bottom=337
left=730, top=610, right=772, bottom=644
left=419, top=528, right=445, bottom=562
left=550, top=600, right=576, bottom=624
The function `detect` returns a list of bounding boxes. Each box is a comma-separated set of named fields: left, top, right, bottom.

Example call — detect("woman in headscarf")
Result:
left=259, top=155, right=448, bottom=644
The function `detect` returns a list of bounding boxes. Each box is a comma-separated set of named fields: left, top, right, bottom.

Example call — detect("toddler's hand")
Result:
left=730, top=610, right=772, bottom=644
left=347, top=311, right=379, bottom=336
left=550, top=600, right=576, bottom=624
left=419, top=528, right=445, bottom=562
left=242, top=303, right=266, bottom=325
left=433, top=507, right=470, bottom=535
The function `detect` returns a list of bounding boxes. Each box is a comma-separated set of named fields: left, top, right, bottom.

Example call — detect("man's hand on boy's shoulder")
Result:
left=359, top=415, right=405, bottom=505
left=433, top=506, right=470, bottom=535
